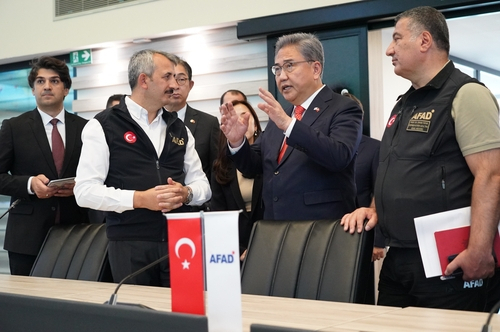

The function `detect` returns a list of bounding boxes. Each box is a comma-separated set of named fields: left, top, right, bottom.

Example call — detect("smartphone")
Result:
left=47, top=177, right=76, bottom=188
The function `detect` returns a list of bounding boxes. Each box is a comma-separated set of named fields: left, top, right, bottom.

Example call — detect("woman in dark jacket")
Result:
left=211, top=100, right=263, bottom=257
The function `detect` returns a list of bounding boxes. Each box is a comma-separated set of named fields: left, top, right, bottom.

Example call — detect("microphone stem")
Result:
left=0, top=199, right=21, bottom=220
left=108, top=253, right=170, bottom=305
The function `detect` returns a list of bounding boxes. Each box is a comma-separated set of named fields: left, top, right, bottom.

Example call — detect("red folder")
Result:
left=434, top=226, right=500, bottom=275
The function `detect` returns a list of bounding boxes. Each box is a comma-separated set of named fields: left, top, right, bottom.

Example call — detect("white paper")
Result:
left=414, top=207, right=471, bottom=278
left=203, top=211, right=242, bottom=332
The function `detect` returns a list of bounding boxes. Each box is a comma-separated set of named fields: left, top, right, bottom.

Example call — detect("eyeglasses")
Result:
left=176, top=77, right=189, bottom=86
left=271, top=60, right=313, bottom=76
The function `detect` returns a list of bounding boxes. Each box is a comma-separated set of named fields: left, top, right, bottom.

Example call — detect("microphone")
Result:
left=0, top=199, right=21, bottom=220
left=105, top=253, right=170, bottom=309
left=482, top=296, right=500, bottom=332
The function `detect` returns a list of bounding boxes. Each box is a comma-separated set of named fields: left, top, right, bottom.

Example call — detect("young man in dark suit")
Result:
left=0, top=56, right=89, bottom=275
left=220, top=33, right=363, bottom=221
left=164, top=58, right=220, bottom=185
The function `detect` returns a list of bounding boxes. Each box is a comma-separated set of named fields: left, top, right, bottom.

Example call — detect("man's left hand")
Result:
left=445, top=248, right=496, bottom=281
left=257, top=87, right=292, bottom=131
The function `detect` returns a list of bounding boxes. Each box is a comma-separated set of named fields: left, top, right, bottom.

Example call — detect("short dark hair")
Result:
left=28, top=56, right=72, bottom=89
left=396, top=6, right=450, bottom=54
left=106, top=94, right=124, bottom=108
left=176, top=58, right=193, bottom=81
left=220, top=89, right=247, bottom=105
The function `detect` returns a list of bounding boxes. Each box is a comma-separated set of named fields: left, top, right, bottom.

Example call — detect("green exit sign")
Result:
left=70, top=49, right=92, bottom=66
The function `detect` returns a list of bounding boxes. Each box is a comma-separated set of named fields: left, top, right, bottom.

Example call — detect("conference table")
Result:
left=0, top=274, right=498, bottom=331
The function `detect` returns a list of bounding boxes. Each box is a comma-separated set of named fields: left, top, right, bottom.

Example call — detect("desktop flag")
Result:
left=203, top=210, right=242, bottom=332
left=166, top=212, right=205, bottom=315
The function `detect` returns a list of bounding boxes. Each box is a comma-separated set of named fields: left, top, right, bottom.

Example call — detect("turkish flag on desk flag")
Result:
left=166, top=212, right=205, bottom=315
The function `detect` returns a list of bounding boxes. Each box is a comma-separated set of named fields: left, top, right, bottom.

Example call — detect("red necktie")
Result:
left=50, top=119, right=64, bottom=176
left=277, top=105, right=305, bottom=163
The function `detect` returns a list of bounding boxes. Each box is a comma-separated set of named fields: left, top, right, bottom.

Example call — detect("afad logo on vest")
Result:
left=124, top=131, right=137, bottom=144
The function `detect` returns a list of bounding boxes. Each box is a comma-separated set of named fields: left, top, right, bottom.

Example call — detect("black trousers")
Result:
left=378, top=247, right=489, bottom=311
left=108, top=240, right=170, bottom=287
left=8, top=251, right=37, bottom=276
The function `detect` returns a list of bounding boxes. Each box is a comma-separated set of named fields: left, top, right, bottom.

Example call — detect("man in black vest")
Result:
left=74, top=50, right=211, bottom=287
left=342, top=6, right=500, bottom=311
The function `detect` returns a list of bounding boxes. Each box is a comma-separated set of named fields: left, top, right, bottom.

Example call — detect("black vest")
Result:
left=96, top=102, right=189, bottom=241
left=376, top=61, right=480, bottom=247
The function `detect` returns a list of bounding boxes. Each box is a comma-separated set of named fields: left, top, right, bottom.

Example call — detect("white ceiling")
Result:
left=447, top=11, right=500, bottom=72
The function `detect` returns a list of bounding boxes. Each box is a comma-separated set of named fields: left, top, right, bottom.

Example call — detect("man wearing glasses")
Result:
left=164, top=58, right=220, bottom=192
left=75, top=50, right=210, bottom=287
left=220, top=33, right=363, bottom=221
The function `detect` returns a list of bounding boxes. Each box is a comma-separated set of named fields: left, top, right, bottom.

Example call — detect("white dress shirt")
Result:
left=74, top=96, right=211, bottom=213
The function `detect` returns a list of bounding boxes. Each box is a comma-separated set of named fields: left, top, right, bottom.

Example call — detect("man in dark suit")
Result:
left=220, top=33, right=363, bottom=220
left=164, top=58, right=220, bottom=184
left=0, top=56, right=89, bottom=275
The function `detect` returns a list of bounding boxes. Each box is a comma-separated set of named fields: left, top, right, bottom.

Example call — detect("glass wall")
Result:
left=480, top=71, right=500, bottom=104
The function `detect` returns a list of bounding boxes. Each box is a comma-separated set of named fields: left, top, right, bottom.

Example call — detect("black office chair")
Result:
left=30, top=223, right=112, bottom=282
left=241, top=219, right=374, bottom=304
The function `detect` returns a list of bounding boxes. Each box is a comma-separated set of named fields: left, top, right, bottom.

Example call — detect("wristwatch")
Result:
left=184, top=186, right=193, bottom=204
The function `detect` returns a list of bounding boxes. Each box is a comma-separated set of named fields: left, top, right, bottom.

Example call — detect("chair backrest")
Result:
left=30, top=223, right=111, bottom=281
left=241, top=219, right=374, bottom=303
